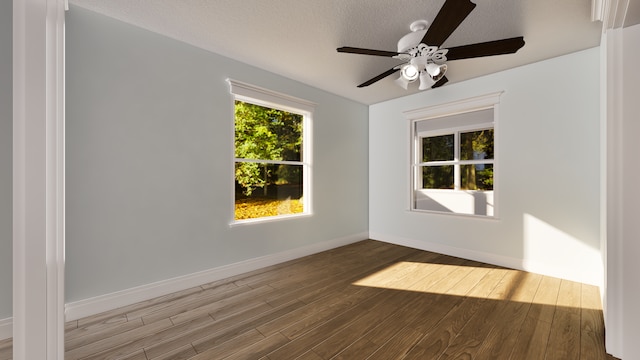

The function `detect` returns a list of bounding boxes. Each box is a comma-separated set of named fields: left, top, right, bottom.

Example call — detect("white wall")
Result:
left=620, top=23, right=640, bottom=360
left=0, top=0, right=12, bottom=320
left=370, top=48, right=602, bottom=285
left=65, top=7, right=369, bottom=304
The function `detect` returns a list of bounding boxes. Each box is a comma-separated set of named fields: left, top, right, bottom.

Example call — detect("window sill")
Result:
left=229, top=212, right=312, bottom=227
left=408, top=208, right=500, bottom=220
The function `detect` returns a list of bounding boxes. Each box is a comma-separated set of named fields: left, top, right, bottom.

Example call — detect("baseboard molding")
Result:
left=370, top=232, right=602, bottom=286
left=5, top=230, right=599, bottom=342
left=65, top=233, right=367, bottom=322
left=0, top=317, right=11, bottom=341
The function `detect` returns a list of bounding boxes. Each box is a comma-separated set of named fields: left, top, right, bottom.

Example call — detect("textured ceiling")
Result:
left=69, top=0, right=607, bottom=105
left=626, top=0, right=640, bottom=27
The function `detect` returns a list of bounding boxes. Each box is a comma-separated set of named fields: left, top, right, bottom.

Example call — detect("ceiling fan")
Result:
left=337, top=0, right=525, bottom=90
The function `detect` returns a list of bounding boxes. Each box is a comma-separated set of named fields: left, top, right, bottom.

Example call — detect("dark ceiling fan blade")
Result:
left=337, top=46, right=405, bottom=57
left=446, top=36, right=525, bottom=60
left=422, top=0, right=476, bottom=47
left=357, top=67, right=400, bottom=87
left=431, top=76, right=449, bottom=89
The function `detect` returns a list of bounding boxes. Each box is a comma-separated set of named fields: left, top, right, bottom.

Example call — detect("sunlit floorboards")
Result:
left=0, top=240, right=616, bottom=359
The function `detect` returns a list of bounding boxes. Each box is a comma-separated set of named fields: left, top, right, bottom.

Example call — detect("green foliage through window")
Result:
left=420, top=128, right=494, bottom=191
left=234, top=101, right=305, bottom=220
left=422, top=134, right=454, bottom=162
left=422, top=166, right=454, bottom=189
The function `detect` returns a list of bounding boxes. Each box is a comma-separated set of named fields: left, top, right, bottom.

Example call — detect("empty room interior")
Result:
left=2, top=0, right=640, bottom=359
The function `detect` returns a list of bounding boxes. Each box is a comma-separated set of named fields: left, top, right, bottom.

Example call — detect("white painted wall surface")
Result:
left=65, top=7, right=369, bottom=303
left=369, top=48, right=602, bottom=285
left=621, top=23, right=640, bottom=360
left=414, top=190, right=494, bottom=216
left=0, top=0, right=12, bottom=320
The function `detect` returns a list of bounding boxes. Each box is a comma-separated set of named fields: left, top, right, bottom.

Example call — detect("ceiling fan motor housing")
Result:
left=397, top=20, right=430, bottom=53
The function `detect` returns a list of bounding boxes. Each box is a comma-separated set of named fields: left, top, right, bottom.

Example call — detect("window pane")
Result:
left=234, top=101, right=303, bottom=161
left=235, top=162, right=304, bottom=220
left=422, top=134, right=454, bottom=162
left=461, top=164, right=494, bottom=190
left=422, top=166, right=454, bottom=189
left=460, top=129, right=494, bottom=160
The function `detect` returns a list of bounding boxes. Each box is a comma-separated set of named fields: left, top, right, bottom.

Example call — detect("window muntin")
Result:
left=228, top=80, right=314, bottom=224
left=417, top=127, right=494, bottom=191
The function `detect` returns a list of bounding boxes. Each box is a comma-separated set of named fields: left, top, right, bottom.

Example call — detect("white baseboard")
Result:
left=65, top=233, right=367, bottom=322
left=370, top=232, right=602, bottom=286
left=0, top=317, right=11, bottom=341
left=1, top=230, right=601, bottom=341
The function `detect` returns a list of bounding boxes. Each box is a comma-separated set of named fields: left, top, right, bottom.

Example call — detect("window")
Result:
left=405, top=92, right=501, bottom=217
left=228, top=80, right=314, bottom=222
left=419, top=128, right=494, bottom=191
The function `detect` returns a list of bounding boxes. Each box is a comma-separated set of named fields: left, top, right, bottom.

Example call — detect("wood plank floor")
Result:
left=0, top=240, right=617, bottom=360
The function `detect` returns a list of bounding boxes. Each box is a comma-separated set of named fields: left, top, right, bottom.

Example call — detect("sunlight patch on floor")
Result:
left=352, top=261, right=601, bottom=310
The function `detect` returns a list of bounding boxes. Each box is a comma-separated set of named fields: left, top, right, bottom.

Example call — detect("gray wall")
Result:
left=65, top=7, right=369, bottom=302
left=0, top=0, right=13, bottom=320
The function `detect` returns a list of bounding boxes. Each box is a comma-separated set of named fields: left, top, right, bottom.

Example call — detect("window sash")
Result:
left=235, top=158, right=306, bottom=166
left=415, top=126, right=494, bottom=191
left=417, top=159, right=495, bottom=166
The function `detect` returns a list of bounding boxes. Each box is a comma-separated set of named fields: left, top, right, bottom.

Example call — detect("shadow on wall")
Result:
left=415, top=190, right=494, bottom=216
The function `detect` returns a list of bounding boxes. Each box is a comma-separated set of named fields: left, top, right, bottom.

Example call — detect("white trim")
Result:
left=493, top=100, right=501, bottom=220
left=416, top=122, right=494, bottom=138
left=65, top=233, right=367, bottom=321
left=0, top=318, right=11, bottom=341
left=371, top=231, right=523, bottom=272
left=233, top=158, right=305, bottom=166
left=370, top=232, right=602, bottom=286
left=2, top=234, right=367, bottom=339
left=13, top=0, right=65, bottom=358
left=47, top=1, right=66, bottom=357
left=599, top=0, right=630, bottom=30
left=229, top=91, right=236, bottom=224
left=602, top=28, right=624, bottom=359
left=592, top=0, right=605, bottom=21
left=227, top=79, right=317, bottom=114
left=598, top=30, right=609, bottom=352
left=403, top=91, right=503, bottom=121
left=302, top=102, right=313, bottom=217
left=229, top=213, right=312, bottom=227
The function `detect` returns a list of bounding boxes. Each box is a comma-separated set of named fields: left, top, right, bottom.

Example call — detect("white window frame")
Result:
left=404, top=92, right=502, bottom=218
left=228, top=79, right=315, bottom=225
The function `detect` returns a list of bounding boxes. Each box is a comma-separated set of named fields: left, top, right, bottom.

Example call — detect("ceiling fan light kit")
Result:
left=337, top=0, right=525, bottom=91
left=400, top=64, right=420, bottom=81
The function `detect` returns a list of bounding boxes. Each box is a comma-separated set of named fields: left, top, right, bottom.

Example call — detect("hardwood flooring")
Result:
left=0, top=240, right=617, bottom=359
